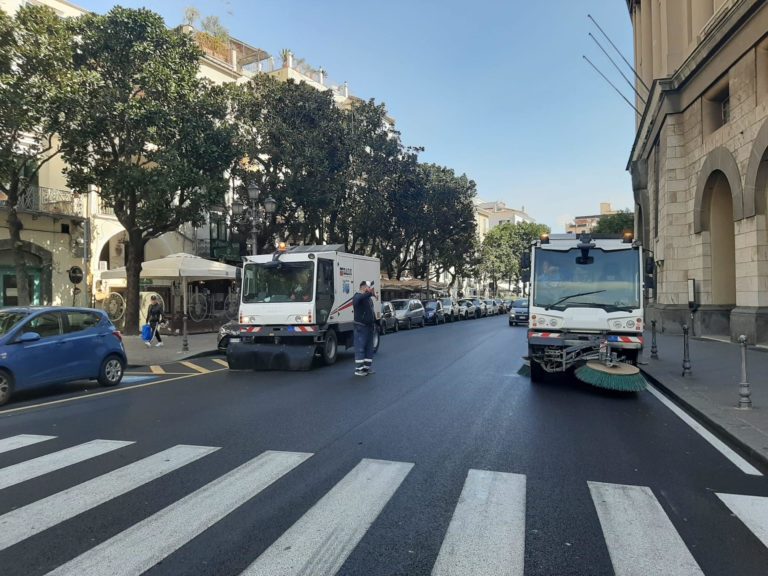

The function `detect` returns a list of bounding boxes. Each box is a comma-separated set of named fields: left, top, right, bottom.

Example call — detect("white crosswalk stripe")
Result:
left=716, top=492, right=768, bottom=548
left=431, top=469, right=526, bottom=576
left=241, top=458, right=413, bottom=576
left=0, top=439, right=133, bottom=490
left=45, top=450, right=312, bottom=576
left=0, top=434, right=55, bottom=455
left=589, top=481, right=704, bottom=576
left=3, top=432, right=767, bottom=576
left=0, top=444, right=218, bottom=551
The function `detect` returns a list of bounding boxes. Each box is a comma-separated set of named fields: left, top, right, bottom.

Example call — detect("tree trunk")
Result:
left=124, top=229, right=145, bottom=335
left=7, top=186, right=31, bottom=306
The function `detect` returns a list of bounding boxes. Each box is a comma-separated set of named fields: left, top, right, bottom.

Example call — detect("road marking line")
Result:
left=241, top=458, right=414, bottom=576
left=212, top=358, right=228, bottom=367
left=589, top=481, right=704, bottom=576
left=0, top=369, right=227, bottom=416
left=0, top=434, right=55, bottom=455
left=0, top=439, right=133, bottom=490
left=716, top=493, right=768, bottom=547
left=431, top=470, right=526, bottom=576
left=150, top=365, right=166, bottom=374
left=46, top=450, right=312, bottom=576
left=179, top=360, right=211, bottom=374
left=0, top=444, right=218, bottom=551
left=646, top=384, right=762, bottom=476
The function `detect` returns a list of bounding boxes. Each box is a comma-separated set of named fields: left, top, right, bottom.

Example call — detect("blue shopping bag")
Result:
left=141, top=324, right=153, bottom=341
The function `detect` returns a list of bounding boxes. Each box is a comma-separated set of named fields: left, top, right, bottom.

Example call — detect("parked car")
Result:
left=471, top=298, right=487, bottom=318
left=380, top=301, right=399, bottom=334
left=509, top=298, right=530, bottom=326
left=422, top=300, right=446, bottom=325
left=457, top=299, right=475, bottom=319
left=440, top=298, right=460, bottom=322
left=218, top=319, right=239, bottom=353
left=390, top=299, right=425, bottom=329
left=485, top=299, right=498, bottom=315
left=0, top=307, right=126, bottom=406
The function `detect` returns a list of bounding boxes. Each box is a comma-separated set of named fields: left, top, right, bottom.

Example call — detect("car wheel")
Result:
left=509, top=320, right=514, bottom=326
left=98, top=355, right=124, bottom=387
left=394, top=321, right=399, bottom=333
left=407, top=318, right=412, bottom=330
left=322, top=329, right=338, bottom=365
left=373, top=327, right=381, bottom=353
left=0, top=369, right=14, bottom=406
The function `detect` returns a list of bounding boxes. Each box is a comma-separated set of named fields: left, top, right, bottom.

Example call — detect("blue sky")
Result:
left=76, top=0, right=637, bottom=232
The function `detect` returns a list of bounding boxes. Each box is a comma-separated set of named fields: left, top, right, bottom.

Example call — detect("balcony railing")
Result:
left=0, top=186, right=82, bottom=218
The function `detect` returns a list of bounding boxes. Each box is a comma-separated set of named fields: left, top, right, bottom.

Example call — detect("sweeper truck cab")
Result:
left=524, top=232, right=646, bottom=390
left=227, top=244, right=381, bottom=370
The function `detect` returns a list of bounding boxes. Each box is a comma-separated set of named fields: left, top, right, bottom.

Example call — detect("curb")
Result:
left=126, top=348, right=221, bottom=369
left=641, top=368, right=768, bottom=473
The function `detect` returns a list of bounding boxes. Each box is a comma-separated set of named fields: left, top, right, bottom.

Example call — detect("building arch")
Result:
left=744, top=118, right=768, bottom=218
left=693, top=147, right=743, bottom=233
left=0, top=239, right=53, bottom=305
left=702, top=171, right=737, bottom=306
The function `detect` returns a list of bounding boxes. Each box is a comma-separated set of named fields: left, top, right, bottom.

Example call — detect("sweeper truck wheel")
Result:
left=322, top=330, right=338, bottom=365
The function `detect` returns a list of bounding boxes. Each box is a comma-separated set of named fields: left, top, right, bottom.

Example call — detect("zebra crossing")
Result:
left=0, top=433, right=766, bottom=575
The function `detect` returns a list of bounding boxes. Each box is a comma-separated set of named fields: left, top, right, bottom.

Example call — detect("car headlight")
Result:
left=626, top=320, right=635, bottom=328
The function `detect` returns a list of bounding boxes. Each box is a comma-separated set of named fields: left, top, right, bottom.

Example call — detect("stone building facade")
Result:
left=627, top=0, right=768, bottom=343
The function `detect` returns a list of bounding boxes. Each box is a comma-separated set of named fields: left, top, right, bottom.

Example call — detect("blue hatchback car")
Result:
left=0, top=307, right=126, bottom=406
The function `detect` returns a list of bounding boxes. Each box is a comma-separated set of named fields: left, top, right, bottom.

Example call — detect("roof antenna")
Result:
left=583, top=55, right=641, bottom=118
left=588, top=13, right=650, bottom=94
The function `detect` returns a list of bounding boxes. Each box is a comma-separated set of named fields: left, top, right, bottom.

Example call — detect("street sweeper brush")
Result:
left=575, top=360, right=647, bottom=392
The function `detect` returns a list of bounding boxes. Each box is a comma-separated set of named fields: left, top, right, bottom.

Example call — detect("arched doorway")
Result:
left=704, top=171, right=736, bottom=305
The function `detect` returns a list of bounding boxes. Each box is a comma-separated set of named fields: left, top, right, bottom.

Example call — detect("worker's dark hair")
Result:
left=359, top=281, right=368, bottom=288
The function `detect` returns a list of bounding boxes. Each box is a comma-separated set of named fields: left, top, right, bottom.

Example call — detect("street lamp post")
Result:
left=236, top=183, right=277, bottom=256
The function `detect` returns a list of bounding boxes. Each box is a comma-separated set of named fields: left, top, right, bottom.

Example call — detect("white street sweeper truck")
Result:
left=227, top=244, right=381, bottom=371
left=523, top=232, right=647, bottom=391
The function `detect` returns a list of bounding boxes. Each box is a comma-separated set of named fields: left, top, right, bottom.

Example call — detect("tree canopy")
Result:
left=593, top=210, right=635, bottom=234
left=58, top=7, right=239, bottom=332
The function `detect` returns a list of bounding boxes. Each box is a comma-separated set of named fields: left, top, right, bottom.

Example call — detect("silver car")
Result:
left=390, top=299, right=425, bottom=329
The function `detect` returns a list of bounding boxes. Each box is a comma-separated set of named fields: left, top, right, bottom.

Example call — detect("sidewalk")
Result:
left=640, top=330, right=768, bottom=466
left=122, top=333, right=219, bottom=367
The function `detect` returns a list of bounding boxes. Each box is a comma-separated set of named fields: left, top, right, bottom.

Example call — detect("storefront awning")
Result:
left=100, top=253, right=239, bottom=282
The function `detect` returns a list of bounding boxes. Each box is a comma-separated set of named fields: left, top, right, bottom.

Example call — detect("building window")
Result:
left=703, top=75, right=730, bottom=136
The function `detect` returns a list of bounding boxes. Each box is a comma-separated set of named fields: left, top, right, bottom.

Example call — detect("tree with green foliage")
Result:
left=230, top=75, right=349, bottom=249
left=58, top=7, right=239, bottom=333
left=481, top=221, right=550, bottom=294
left=0, top=4, right=76, bottom=305
left=592, top=209, right=635, bottom=234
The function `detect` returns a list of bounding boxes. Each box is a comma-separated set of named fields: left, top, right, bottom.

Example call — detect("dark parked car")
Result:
left=509, top=298, right=530, bottom=326
left=440, top=298, right=460, bottom=322
left=391, top=299, right=425, bottom=329
left=218, top=319, right=239, bottom=352
left=0, top=307, right=126, bottom=406
left=422, top=300, right=446, bottom=325
left=380, top=302, right=399, bottom=334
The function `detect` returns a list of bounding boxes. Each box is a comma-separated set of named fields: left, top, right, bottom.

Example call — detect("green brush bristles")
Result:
left=575, top=364, right=647, bottom=392
left=517, top=364, right=531, bottom=377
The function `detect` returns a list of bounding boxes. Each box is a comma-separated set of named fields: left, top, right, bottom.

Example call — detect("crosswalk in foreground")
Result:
left=0, top=433, right=766, bottom=575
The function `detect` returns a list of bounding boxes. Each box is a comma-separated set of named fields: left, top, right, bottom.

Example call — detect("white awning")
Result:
left=99, top=253, right=239, bottom=281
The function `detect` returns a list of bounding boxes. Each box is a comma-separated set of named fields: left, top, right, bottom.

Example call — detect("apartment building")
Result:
left=627, top=0, right=768, bottom=343
left=566, top=202, right=617, bottom=234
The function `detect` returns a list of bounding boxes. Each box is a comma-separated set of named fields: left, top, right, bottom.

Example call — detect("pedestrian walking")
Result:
left=353, top=280, right=377, bottom=376
left=145, top=295, right=164, bottom=348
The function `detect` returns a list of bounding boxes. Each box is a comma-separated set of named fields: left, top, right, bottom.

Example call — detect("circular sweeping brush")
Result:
left=575, top=360, right=647, bottom=392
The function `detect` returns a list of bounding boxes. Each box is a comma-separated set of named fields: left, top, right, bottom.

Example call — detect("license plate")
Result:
left=229, top=337, right=241, bottom=343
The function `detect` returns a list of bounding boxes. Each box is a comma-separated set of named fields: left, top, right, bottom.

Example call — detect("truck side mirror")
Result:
left=645, top=257, right=655, bottom=275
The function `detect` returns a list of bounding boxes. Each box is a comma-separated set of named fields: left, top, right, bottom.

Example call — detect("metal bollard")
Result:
left=650, top=320, right=659, bottom=359
left=682, top=323, right=692, bottom=377
left=182, top=313, right=189, bottom=352
left=737, top=334, right=752, bottom=410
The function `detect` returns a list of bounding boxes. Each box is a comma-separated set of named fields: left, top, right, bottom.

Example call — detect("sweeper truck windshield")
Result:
left=242, top=262, right=315, bottom=303
left=533, top=249, right=640, bottom=312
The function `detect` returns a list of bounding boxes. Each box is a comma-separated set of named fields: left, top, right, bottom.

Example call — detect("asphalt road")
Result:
left=0, top=315, right=766, bottom=576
